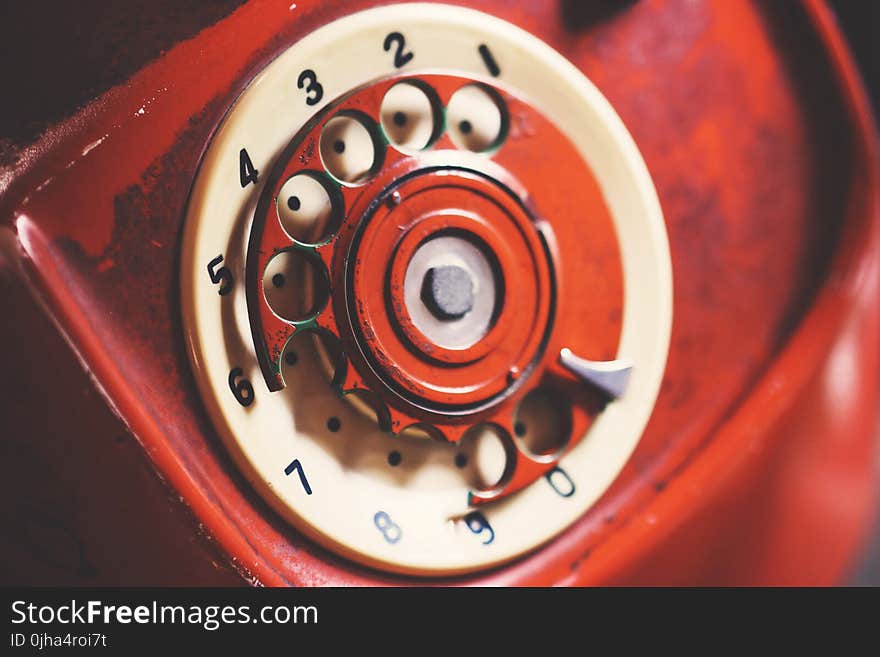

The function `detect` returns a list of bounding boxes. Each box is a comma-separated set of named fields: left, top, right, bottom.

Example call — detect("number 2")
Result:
left=383, top=32, right=414, bottom=68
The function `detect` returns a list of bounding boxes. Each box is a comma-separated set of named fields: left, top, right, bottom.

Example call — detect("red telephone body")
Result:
left=0, top=0, right=878, bottom=585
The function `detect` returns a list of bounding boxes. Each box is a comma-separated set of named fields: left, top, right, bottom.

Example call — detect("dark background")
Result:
left=829, top=1, right=878, bottom=111
left=1, top=1, right=875, bottom=153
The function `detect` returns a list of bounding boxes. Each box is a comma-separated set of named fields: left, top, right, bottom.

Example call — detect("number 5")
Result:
left=207, top=255, right=233, bottom=296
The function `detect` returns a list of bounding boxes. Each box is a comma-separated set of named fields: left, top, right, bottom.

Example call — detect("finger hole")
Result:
left=276, top=172, right=342, bottom=245
left=343, top=389, right=392, bottom=432
left=514, top=387, right=572, bottom=459
left=446, top=84, right=508, bottom=153
left=457, top=423, right=513, bottom=492
left=320, top=112, right=383, bottom=185
left=380, top=81, right=442, bottom=152
left=263, top=249, right=329, bottom=322
left=284, top=328, right=345, bottom=388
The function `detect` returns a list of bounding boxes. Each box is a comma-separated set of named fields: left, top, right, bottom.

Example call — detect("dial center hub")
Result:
left=420, top=264, right=475, bottom=321
left=403, top=231, right=499, bottom=351
left=344, top=167, right=554, bottom=419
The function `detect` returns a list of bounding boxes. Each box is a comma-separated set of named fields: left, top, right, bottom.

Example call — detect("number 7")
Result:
left=285, top=459, right=313, bottom=495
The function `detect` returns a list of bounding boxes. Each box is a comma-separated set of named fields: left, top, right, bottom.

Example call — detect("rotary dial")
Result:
left=181, top=3, right=671, bottom=575
left=247, top=72, right=634, bottom=506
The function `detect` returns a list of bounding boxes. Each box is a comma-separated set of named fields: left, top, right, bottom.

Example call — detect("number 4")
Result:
left=239, top=148, right=259, bottom=187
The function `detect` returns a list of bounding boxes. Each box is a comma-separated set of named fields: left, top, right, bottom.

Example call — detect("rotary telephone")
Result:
left=1, top=0, right=877, bottom=585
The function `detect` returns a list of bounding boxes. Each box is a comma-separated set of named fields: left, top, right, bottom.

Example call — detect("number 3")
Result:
left=297, top=69, right=324, bottom=106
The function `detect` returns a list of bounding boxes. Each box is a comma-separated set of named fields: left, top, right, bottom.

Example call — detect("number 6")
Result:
left=228, top=367, right=255, bottom=407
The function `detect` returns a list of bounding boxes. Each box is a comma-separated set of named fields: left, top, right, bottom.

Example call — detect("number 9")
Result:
left=464, top=511, right=495, bottom=545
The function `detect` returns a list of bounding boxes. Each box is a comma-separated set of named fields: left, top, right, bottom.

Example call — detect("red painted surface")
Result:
left=0, top=0, right=877, bottom=585
left=0, top=276, right=243, bottom=586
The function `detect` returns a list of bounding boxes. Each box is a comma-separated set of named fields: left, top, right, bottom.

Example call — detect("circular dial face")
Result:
left=181, top=3, right=672, bottom=576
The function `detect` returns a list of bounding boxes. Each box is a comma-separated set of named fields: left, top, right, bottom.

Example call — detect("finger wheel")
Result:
left=182, top=4, right=671, bottom=575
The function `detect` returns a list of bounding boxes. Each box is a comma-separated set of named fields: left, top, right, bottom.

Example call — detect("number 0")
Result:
left=546, top=466, right=576, bottom=498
